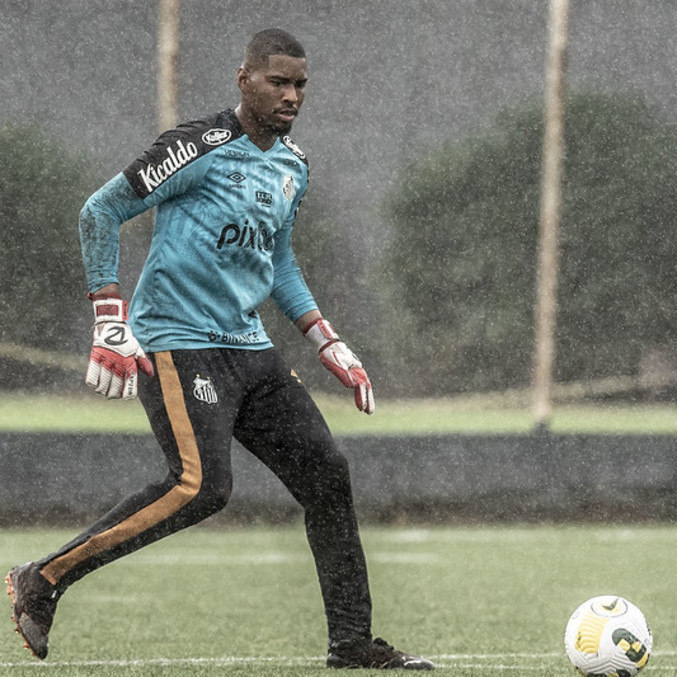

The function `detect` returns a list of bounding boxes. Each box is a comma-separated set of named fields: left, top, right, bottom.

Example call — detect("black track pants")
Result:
left=38, top=347, right=372, bottom=643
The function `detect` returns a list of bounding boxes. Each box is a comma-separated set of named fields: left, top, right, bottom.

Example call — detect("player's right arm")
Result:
left=79, top=146, right=209, bottom=399
left=79, top=173, right=148, bottom=293
left=79, top=173, right=155, bottom=399
left=80, top=113, right=238, bottom=398
left=80, top=116, right=225, bottom=291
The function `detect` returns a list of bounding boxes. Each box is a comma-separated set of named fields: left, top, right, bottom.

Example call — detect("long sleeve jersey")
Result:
left=79, top=109, right=318, bottom=353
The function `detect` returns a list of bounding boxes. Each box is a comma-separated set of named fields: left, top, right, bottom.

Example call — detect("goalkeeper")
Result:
left=5, top=28, right=433, bottom=671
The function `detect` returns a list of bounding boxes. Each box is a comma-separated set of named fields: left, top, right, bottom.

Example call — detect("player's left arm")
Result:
left=297, top=311, right=375, bottom=416
left=271, top=226, right=375, bottom=416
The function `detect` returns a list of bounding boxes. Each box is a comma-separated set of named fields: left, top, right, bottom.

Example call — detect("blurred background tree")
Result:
left=381, top=92, right=677, bottom=396
left=0, top=124, right=95, bottom=388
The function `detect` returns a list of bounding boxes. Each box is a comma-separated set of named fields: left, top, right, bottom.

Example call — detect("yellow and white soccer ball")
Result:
left=564, top=595, right=652, bottom=676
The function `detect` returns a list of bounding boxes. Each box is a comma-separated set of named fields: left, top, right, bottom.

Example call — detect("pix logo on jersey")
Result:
left=216, top=220, right=273, bottom=252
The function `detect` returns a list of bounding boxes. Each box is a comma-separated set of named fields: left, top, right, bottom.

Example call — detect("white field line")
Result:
left=109, top=552, right=442, bottom=566
left=382, top=527, right=677, bottom=545
left=126, top=552, right=306, bottom=565
left=0, top=656, right=320, bottom=669
left=1, top=652, right=677, bottom=670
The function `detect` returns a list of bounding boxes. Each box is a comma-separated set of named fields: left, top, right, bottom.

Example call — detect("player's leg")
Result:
left=232, top=348, right=434, bottom=670
left=232, top=348, right=372, bottom=642
left=38, top=350, right=239, bottom=587
left=6, top=349, right=240, bottom=659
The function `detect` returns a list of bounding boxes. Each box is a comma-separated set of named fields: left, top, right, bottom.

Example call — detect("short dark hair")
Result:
left=243, top=28, right=306, bottom=69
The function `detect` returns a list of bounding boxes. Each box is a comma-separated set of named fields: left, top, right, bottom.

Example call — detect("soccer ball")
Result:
left=564, top=595, right=652, bottom=676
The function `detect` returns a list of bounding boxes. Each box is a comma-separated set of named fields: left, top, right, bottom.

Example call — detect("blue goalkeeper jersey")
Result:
left=79, top=109, right=318, bottom=352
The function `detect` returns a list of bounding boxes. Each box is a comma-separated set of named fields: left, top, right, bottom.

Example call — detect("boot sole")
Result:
left=5, top=569, right=48, bottom=660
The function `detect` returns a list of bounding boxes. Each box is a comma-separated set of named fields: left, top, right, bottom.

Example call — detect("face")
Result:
left=238, top=54, right=308, bottom=136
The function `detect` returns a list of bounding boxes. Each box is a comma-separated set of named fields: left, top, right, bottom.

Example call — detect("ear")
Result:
left=236, top=67, right=249, bottom=92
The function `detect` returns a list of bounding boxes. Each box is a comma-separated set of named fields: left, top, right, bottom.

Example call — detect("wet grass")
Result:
left=1, top=390, right=677, bottom=435
left=0, top=523, right=673, bottom=676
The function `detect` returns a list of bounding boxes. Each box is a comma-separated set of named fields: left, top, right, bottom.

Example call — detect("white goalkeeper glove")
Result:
left=304, top=318, right=375, bottom=415
left=85, top=297, right=154, bottom=400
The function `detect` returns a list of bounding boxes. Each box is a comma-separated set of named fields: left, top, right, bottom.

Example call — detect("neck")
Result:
left=234, top=104, right=277, bottom=151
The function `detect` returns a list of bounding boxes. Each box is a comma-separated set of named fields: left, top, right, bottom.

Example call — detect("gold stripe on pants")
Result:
left=41, top=352, right=202, bottom=585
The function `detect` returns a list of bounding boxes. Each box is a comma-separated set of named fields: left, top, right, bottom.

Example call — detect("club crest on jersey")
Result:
left=193, top=375, right=218, bottom=404
left=282, top=175, right=295, bottom=201
left=202, top=128, right=232, bottom=146
left=137, top=139, right=198, bottom=193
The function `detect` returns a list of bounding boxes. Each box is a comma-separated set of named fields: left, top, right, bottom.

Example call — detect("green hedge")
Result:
left=382, top=92, right=677, bottom=395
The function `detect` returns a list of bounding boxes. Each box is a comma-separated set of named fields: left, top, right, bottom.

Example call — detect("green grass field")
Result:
left=3, top=391, right=677, bottom=435
left=0, top=524, right=674, bottom=675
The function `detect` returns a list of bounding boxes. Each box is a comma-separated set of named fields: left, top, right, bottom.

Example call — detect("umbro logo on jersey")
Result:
left=193, top=375, right=218, bottom=404
left=202, top=128, right=232, bottom=146
left=227, top=172, right=246, bottom=184
left=137, top=140, right=198, bottom=193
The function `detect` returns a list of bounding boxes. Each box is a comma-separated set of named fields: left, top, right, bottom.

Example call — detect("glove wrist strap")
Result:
left=92, top=297, right=129, bottom=324
left=304, top=318, right=339, bottom=351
